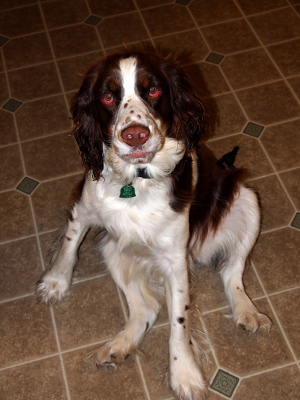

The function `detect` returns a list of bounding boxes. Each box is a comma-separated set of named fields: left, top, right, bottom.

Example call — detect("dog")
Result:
left=36, top=52, right=271, bottom=400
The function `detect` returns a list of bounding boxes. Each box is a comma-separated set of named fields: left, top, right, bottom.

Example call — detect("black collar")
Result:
left=137, top=168, right=151, bottom=179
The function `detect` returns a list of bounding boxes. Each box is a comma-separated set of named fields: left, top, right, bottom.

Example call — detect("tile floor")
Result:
left=0, top=0, right=300, bottom=399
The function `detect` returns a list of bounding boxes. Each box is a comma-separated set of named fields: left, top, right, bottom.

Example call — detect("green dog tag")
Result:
left=120, top=184, right=136, bottom=198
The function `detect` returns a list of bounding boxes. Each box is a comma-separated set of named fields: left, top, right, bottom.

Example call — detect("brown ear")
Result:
left=71, top=63, right=104, bottom=180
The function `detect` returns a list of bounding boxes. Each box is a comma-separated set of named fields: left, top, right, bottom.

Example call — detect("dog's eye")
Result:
left=148, top=86, right=160, bottom=99
left=102, top=92, right=114, bottom=106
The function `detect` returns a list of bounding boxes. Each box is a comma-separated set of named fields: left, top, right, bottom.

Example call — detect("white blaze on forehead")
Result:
left=119, top=57, right=138, bottom=98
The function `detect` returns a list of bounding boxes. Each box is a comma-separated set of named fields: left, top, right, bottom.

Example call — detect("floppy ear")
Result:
left=71, top=63, right=104, bottom=181
left=162, top=57, right=206, bottom=150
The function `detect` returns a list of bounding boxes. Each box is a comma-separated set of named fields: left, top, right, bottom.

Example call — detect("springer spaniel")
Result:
left=37, top=52, right=271, bottom=400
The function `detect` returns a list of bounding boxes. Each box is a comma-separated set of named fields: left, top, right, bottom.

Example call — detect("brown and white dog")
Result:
left=36, top=52, right=271, bottom=400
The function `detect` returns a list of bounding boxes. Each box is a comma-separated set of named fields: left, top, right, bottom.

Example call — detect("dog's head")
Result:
left=71, top=52, right=205, bottom=180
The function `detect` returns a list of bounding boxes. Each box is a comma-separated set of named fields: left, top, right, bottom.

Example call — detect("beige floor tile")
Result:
left=0, top=5, right=44, bottom=37
left=0, top=190, right=35, bottom=243
left=41, top=0, right=89, bottom=30
left=234, top=365, right=300, bottom=400
left=252, top=228, right=300, bottom=293
left=63, top=345, right=147, bottom=400
left=221, top=48, right=280, bottom=90
left=53, top=277, right=125, bottom=351
left=0, top=357, right=68, bottom=400
left=0, top=237, right=42, bottom=301
left=203, top=299, right=293, bottom=376
left=235, top=0, right=288, bottom=15
left=0, top=144, right=23, bottom=191
left=248, top=7, right=300, bottom=45
left=268, top=38, right=300, bottom=77
left=201, top=19, right=260, bottom=55
left=31, top=173, right=82, bottom=232
left=206, top=134, right=273, bottom=179
left=189, top=0, right=242, bottom=26
left=248, top=175, right=295, bottom=231
left=270, top=289, right=300, bottom=359
left=236, top=81, right=300, bottom=125
left=260, top=120, right=300, bottom=171
left=0, top=296, right=57, bottom=368
left=88, top=0, right=136, bottom=16
left=22, top=133, right=81, bottom=181
left=0, top=110, right=17, bottom=146
left=279, top=168, right=300, bottom=210
left=16, top=95, right=70, bottom=141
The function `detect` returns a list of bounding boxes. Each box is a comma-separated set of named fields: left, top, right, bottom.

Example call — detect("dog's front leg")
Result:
left=36, top=205, right=89, bottom=305
left=165, top=266, right=207, bottom=400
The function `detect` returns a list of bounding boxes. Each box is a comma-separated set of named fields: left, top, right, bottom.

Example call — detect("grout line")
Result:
left=239, top=360, right=299, bottom=381
left=132, top=0, right=157, bottom=51
left=0, top=293, right=34, bottom=305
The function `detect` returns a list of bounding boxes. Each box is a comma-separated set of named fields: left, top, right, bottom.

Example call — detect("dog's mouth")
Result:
left=129, top=151, right=150, bottom=159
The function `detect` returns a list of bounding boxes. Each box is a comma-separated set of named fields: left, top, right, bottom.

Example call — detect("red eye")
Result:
left=149, top=86, right=160, bottom=98
left=102, top=92, right=114, bottom=106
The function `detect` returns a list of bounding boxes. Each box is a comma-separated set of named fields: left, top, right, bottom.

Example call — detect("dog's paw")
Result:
left=235, top=310, right=272, bottom=333
left=88, top=334, right=135, bottom=366
left=170, top=359, right=208, bottom=400
left=36, top=271, right=71, bottom=305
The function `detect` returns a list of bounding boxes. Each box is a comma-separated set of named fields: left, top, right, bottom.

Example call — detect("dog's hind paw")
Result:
left=236, top=310, right=272, bottom=333
left=36, top=271, right=71, bottom=305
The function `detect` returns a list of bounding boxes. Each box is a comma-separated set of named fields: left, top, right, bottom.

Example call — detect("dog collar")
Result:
left=119, top=168, right=151, bottom=198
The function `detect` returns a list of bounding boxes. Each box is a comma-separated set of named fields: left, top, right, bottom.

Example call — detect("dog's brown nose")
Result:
left=121, top=125, right=150, bottom=147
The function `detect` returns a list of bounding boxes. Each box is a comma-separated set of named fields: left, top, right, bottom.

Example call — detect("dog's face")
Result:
left=96, top=55, right=173, bottom=165
left=71, top=52, right=206, bottom=179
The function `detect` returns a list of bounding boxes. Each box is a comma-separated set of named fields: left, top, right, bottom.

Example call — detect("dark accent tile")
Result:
left=271, top=289, right=300, bottom=358
left=0, top=110, right=17, bottom=146
left=0, top=357, right=68, bottom=400
left=0, top=145, right=23, bottom=191
left=8, top=63, right=61, bottom=102
left=236, top=0, right=288, bottom=15
left=243, top=122, right=264, bottom=138
left=85, top=15, right=102, bottom=26
left=205, top=52, right=224, bottom=65
left=142, top=4, right=195, bottom=37
left=236, top=81, right=300, bottom=126
left=211, top=369, right=239, bottom=398
left=0, top=237, right=42, bottom=301
left=248, top=8, right=300, bottom=45
left=206, top=134, right=273, bottom=179
left=253, top=227, right=300, bottom=293
left=154, top=30, right=209, bottom=65
left=97, top=12, right=149, bottom=48
left=291, top=212, right=300, bottom=229
left=16, top=177, right=39, bottom=195
left=57, top=52, right=103, bottom=92
left=0, top=5, right=44, bottom=37
left=234, top=365, right=300, bottom=400
left=87, top=0, right=136, bottom=17
left=42, top=0, right=89, bottom=29
left=201, top=19, right=260, bottom=55
left=31, top=174, right=82, bottom=233
left=22, top=133, right=82, bottom=182
left=2, top=98, right=22, bottom=112
left=16, top=95, right=70, bottom=141
left=189, top=0, right=242, bottom=27
left=260, top=120, right=300, bottom=171
left=0, top=191, right=35, bottom=242
left=183, top=62, right=230, bottom=99
left=248, top=175, right=295, bottom=231
left=268, top=38, right=300, bottom=77
left=49, top=24, right=100, bottom=59
left=204, top=299, right=293, bottom=376
left=0, top=35, right=9, bottom=46
left=0, top=296, right=57, bottom=368
left=3, top=33, right=53, bottom=70
left=54, top=276, right=125, bottom=350
left=63, top=345, right=147, bottom=400
left=279, top=168, right=300, bottom=210
left=221, top=48, right=280, bottom=90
